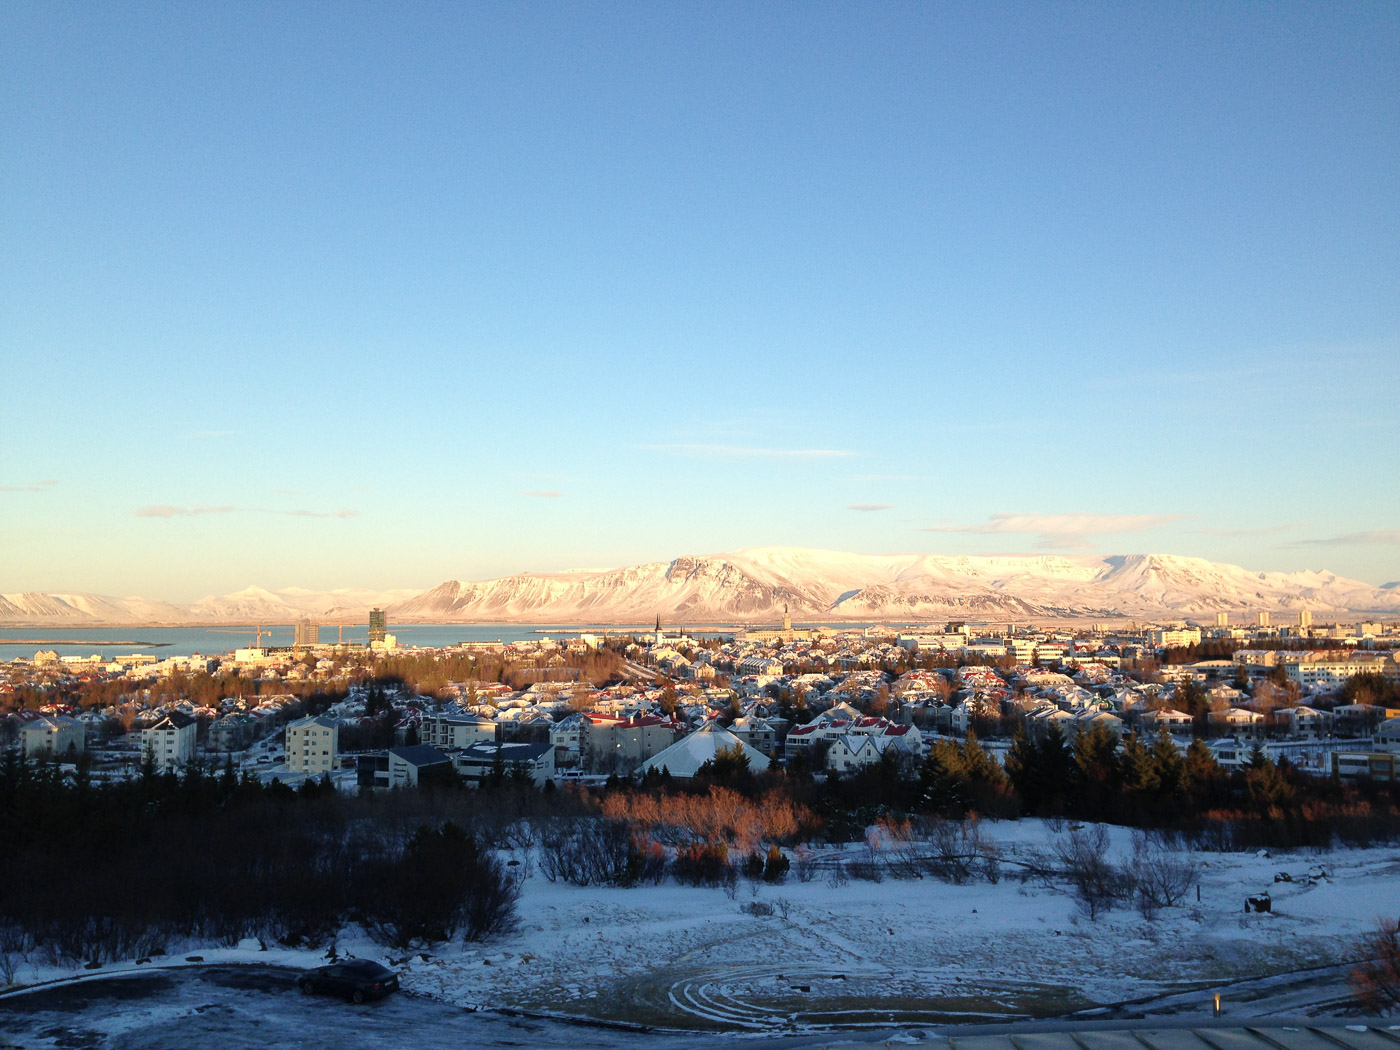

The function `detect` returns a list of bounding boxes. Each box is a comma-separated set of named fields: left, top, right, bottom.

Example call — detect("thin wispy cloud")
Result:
left=1299, top=529, right=1400, bottom=547
left=137, top=505, right=238, bottom=518
left=1196, top=523, right=1298, bottom=538
left=925, top=512, right=1185, bottom=549
left=0, top=479, right=58, bottom=493
left=137, top=505, right=358, bottom=519
left=643, top=443, right=854, bottom=459
left=849, top=503, right=893, bottom=512
left=521, top=490, right=562, bottom=499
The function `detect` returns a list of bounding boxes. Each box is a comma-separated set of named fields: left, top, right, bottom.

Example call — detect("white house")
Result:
left=1209, top=707, right=1265, bottom=739
left=285, top=715, right=339, bottom=776
left=638, top=723, right=769, bottom=779
left=454, top=740, right=555, bottom=786
left=386, top=744, right=453, bottom=787
left=1374, top=717, right=1400, bottom=753
left=1141, top=708, right=1194, bottom=734
left=1277, top=705, right=1333, bottom=740
left=1068, top=709, right=1124, bottom=740
left=549, top=713, right=587, bottom=767
left=1208, top=737, right=1257, bottom=770
left=730, top=716, right=777, bottom=756
left=19, top=714, right=85, bottom=759
left=825, top=725, right=922, bottom=775
left=143, top=712, right=197, bottom=769
left=826, top=734, right=883, bottom=774
left=421, top=711, right=498, bottom=750
left=951, top=697, right=999, bottom=735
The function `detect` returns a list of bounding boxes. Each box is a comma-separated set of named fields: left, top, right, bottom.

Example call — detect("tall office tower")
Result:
left=369, top=608, right=387, bottom=644
left=294, top=618, right=320, bottom=647
left=1257, top=611, right=1271, bottom=628
left=1215, top=612, right=1229, bottom=627
left=1299, top=608, right=1313, bottom=629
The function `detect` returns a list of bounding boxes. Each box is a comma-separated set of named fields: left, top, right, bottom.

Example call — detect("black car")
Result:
left=297, top=959, right=400, bottom=1003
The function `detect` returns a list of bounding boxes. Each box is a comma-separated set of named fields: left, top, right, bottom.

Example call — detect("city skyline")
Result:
left=3, top=3, right=1397, bottom=600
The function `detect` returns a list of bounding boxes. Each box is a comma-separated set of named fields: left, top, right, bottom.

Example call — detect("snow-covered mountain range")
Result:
left=388, top=548, right=1400, bottom=623
left=10, top=547, right=1389, bottom=625
left=0, top=586, right=419, bottom=627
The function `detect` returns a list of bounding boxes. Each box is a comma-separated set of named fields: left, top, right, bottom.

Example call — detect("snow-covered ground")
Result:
left=0, top=966, right=677, bottom=1049
left=402, top=822, right=1396, bottom=1031
left=3, top=821, right=1396, bottom=1038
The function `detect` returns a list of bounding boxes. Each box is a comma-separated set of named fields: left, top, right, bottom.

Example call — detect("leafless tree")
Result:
left=1055, top=825, right=1126, bottom=920
left=1351, top=919, right=1400, bottom=1012
left=1130, top=833, right=1198, bottom=919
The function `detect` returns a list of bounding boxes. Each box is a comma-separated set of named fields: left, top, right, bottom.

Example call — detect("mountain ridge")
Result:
left=6, top=547, right=1393, bottom=625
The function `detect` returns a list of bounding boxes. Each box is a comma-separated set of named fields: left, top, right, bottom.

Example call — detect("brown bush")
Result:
left=1351, top=918, right=1400, bottom=1012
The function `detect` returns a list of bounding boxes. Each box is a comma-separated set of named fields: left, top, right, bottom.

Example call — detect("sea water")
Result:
left=0, top=623, right=675, bottom=663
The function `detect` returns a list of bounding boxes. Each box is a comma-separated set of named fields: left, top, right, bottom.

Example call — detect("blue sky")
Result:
left=3, top=2, right=1397, bottom=600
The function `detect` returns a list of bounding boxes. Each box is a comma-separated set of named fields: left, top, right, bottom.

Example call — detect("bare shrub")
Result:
left=847, top=857, right=885, bottom=883
left=673, top=842, right=736, bottom=889
left=793, top=847, right=818, bottom=883
left=497, top=820, right=538, bottom=851
left=742, top=900, right=775, bottom=918
left=978, top=838, right=1002, bottom=885
left=924, top=818, right=975, bottom=884
left=872, top=817, right=924, bottom=879
left=462, top=858, right=522, bottom=943
left=826, top=860, right=850, bottom=888
left=631, top=834, right=668, bottom=885
left=360, top=821, right=519, bottom=947
left=1055, top=825, right=1126, bottom=921
left=601, top=787, right=814, bottom=852
left=0, top=926, right=34, bottom=956
left=1350, top=918, right=1400, bottom=1012
left=537, top=818, right=645, bottom=887
left=1131, top=834, right=1198, bottom=919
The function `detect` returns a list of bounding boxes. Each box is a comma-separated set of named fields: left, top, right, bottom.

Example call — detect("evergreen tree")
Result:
left=1070, top=723, right=1122, bottom=819
left=220, top=753, right=238, bottom=798
left=1003, top=727, right=1041, bottom=814
left=1149, top=727, right=1185, bottom=797
left=1176, top=678, right=1210, bottom=733
left=919, top=738, right=969, bottom=814
left=1121, top=732, right=1159, bottom=795
left=960, top=729, right=1005, bottom=788
left=1183, top=737, right=1218, bottom=783
left=1245, top=752, right=1294, bottom=810
left=1038, top=723, right=1073, bottom=814
left=697, top=743, right=753, bottom=786
left=920, top=730, right=1006, bottom=815
left=1182, top=737, right=1221, bottom=809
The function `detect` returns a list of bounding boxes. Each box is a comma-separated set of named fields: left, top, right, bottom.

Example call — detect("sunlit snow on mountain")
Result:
left=4, top=548, right=1397, bottom=625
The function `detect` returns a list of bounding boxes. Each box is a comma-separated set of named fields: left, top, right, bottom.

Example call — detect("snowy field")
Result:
left=398, top=821, right=1396, bottom=1031
left=2, top=821, right=1396, bottom=1044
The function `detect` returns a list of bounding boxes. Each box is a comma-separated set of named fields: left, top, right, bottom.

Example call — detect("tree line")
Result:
left=0, top=754, right=526, bottom=968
